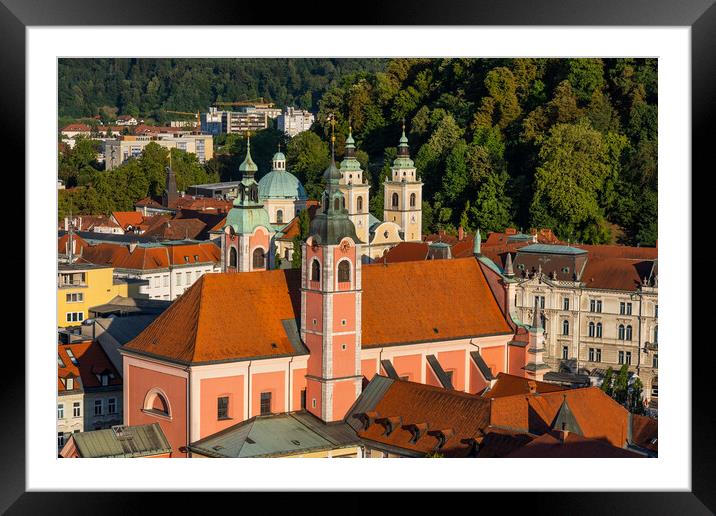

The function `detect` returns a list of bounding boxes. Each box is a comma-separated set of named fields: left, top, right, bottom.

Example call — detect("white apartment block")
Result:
left=278, top=107, right=315, bottom=137
left=114, top=263, right=220, bottom=301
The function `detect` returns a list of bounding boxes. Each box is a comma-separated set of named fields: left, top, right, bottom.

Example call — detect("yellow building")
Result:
left=57, top=264, right=129, bottom=327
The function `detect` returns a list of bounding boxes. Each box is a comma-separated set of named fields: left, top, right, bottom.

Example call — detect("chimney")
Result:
left=458, top=226, right=464, bottom=241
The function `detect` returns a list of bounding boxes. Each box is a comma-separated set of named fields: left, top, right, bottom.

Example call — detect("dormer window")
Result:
left=65, top=377, right=74, bottom=390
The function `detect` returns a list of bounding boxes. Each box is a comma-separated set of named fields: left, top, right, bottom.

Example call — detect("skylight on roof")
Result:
left=57, top=354, right=66, bottom=368
left=65, top=349, right=79, bottom=366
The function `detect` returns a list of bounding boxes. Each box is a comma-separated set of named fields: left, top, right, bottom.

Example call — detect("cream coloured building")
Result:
left=104, top=134, right=213, bottom=170
left=501, top=244, right=658, bottom=405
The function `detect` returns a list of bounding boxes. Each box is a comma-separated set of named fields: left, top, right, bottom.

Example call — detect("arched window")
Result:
left=341, top=197, right=345, bottom=210
left=588, top=322, right=595, bottom=337
left=143, top=388, right=170, bottom=418
left=562, top=320, right=569, bottom=336
left=252, top=248, right=265, bottom=269
left=311, top=259, right=320, bottom=282
left=229, top=247, right=237, bottom=268
left=654, top=325, right=658, bottom=343
left=618, top=324, right=625, bottom=340
left=410, top=192, right=416, bottom=207
left=334, top=198, right=340, bottom=211
left=626, top=325, right=633, bottom=341
left=276, top=210, right=283, bottom=224
left=392, top=192, right=399, bottom=208
left=596, top=323, right=603, bottom=338
left=337, top=261, right=351, bottom=283
left=357, top=196, right=363, bottom=213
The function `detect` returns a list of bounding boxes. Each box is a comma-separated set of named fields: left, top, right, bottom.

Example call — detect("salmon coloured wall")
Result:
left=437, top=350, right=466, bottom=391
left=508, top=345, right=527, bottom=377
left=480, top=345, right=505, bottom=377
left=469, top=360, right=490, bottom=394
left=126, top=363, right=187, bottom=457
left=251, top=371, right=285, bottom=417
left=392, top=354, right=422, bottom=382
left=199, top=375, right=244, bottom=439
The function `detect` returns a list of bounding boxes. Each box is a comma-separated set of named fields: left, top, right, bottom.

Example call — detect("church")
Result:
left=119, top=126, right=547, bottom=457
left=219, top=124, right=423, bottom=272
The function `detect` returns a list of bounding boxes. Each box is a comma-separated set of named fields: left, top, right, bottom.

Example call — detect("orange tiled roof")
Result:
left=111, top=211, right=146, bottom=231
left=135, top=197, right=165, bottom=208
left=142, top=218, right=207, bottom=240
left=484, top=372, right=568, bottom=398
left=380, top=242, right=429, bottom=263
left=123, top=257, right=512, bottom=364
left=361, top=258, right=512, bottom=347
left=58, top=233, right=89, bottom=255
left=79, top=242, right=220, bottom=270
left=58, top=340, right=122, bottom=393
left=631, top=414, right=658, bottom=452
left=123, top=270, right=303, bottom=363
left=356, top=379, right=492, bottom=457
left=490, top=387, right=630, bottom=448
left=581, top=257, right=654, bottom=291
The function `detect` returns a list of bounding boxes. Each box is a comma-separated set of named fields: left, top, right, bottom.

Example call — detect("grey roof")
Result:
left=550, top=397, right=584, bottom=435
left=281, top=319, right=309, bottom=354
left=87, top=315, right=161, bottom=373
left=345, top=375, right=394, bottom=432
left=89, top=296, right=171, bottom=317
left=426, top=354, right=454, bottom=390
left=470, top=351, right=494, bottom=381
left=518, top=244, right=587, bottom=255
left=188, top=411, right=360, bottom=458
left=71, top=423, right=171, bottom=458
left=380, top=359, right=400, bottom=380
left=543, top=371, right=591, bottom=386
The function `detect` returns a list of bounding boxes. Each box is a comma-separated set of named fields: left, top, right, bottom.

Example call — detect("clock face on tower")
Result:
left=339, top=240, right=351, bottom=253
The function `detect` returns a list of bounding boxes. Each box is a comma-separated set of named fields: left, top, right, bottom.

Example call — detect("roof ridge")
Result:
left=190, top=275, right=210, bottom=363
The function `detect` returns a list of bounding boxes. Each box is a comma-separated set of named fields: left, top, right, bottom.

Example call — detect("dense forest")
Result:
left=58, top=58, right=657, bottom=245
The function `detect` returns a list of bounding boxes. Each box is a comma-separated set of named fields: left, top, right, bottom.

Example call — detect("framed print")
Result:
left=4, top=0, right=712, bottom=512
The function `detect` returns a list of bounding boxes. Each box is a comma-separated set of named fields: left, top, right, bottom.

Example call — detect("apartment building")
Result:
left=57, top=264, right=132, bottom=327
left=57, top=339, right=123, bottom=452
left=200, top=107, right=269, bottom=135
left=277, top=107, right=315, bottom=137
left=104, top=134, right=213, bottom=170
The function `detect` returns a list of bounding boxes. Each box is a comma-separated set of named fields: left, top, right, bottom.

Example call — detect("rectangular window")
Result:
left=626, top=303, right=632, bottom=315
left=563, top=297, right=570, bottom=311
left=163, top=275, right=169, bottom=287
left=653, top=354, right=658, bottom=369
left=177, top=274, right=183, bottom=286
left=58, top=432, right=65, bottom=448
left=107, top=398, right=116, bottom=414
left=589, top=348, right=595, bottom=362
left=73, top=401, right=81, bottom=418
left=534, top=295, right=545, bottom=309
left=186, top=271, right=191, bottom=284
left=620, top=302, right=626, bottom=315
left=65, top=293, right=84, bottom=303
left=65, top=377, right=74, bottom=390
left=562, top=346, right=569, bottom=360
left=94, top=399, right=103, bottom=416
left=596, top=348, right=602, bottom=362
left=596, top=300, right=602, bottom=313
left=618, top=351, right=625, bottom=364
left=217, top=396, right=229, bottom=420
left=260, top=392, right=272, bottom=416
left=57, top=404, right=64, bottom=419
left=655, top=304, right=658, bottom=318
left=590, top=299, right=596, bottom=312
left=626, top=351, right=632, bottom=365
left=300, top=389, right=307, bottom=410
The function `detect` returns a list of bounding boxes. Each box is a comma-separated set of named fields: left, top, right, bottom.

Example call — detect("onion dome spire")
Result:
left=397, top=118, right=410, bottom=157
left=239, top=133, right=258, bottom=176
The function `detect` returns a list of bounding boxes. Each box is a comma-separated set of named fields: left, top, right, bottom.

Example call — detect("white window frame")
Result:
left=73, top=401, right=81, bottom=418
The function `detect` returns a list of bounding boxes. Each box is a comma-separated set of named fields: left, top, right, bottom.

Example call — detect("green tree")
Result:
left=613, top=364, right=630, bottom=405
left=286, top=131, right=330, bottom=200
left=600, top=367, right=614, bottom=397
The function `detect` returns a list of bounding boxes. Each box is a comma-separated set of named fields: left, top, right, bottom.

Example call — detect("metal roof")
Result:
left=188, top=411, right=359, bottom=458
left=380, top=359, right=400, bottom=380
left=426, top=354, right=454, bottom=390
left=518, top=244, right=587, bottom=255
left=72, top=423, right=171, bottom=458
left=345, top=375, right=394, bottom=432
left=470, top=351, right=494, bottom=381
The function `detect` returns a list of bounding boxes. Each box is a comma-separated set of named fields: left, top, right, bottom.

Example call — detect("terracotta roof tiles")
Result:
left=58, top=340, right=122, bottom=393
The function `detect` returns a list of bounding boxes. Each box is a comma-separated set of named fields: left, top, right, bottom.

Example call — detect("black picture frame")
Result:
left=5, top=0, right=711, bottom=513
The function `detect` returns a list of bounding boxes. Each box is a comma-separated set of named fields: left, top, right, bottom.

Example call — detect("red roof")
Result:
left=79, top=242, right=220, bottom=270
left=631, top=414, right=658, bottom=452
left=58, top=340, right=122, bottom=393
left=581, top=257, right=655, bottom=291
left=123, top=257, right=512, bottom=364
left=61, top=123, right=91, bottom=132
left=111, top=211, right=146, bottom=231
left=485, top=372, right=568, bottom=398
left=505, top=430, right=642, bottom=458
left=142, top=219, right=207, bottom=240
left=58, top=233, right=89, bottom=255
left=380, top=242, right=429, bottom=263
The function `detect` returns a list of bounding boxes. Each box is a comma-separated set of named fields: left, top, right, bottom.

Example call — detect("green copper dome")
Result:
left=225, top=204, right=271, bottom=235
left=272, top=151, right=286, bottom=162
left=258, top=169, right=308, bottom=200
left=393, top=123, right=414, bottom=168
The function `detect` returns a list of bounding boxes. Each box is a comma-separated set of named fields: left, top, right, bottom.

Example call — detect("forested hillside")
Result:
left=58, top=58, right=657, bottom=245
